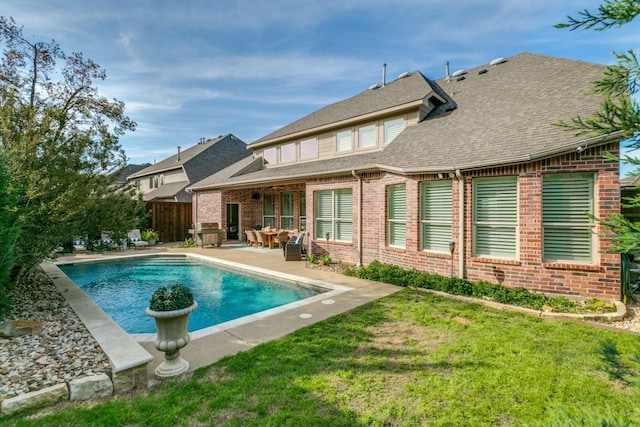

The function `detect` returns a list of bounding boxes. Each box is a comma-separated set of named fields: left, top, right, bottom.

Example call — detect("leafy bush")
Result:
left=179, top=238, right=195, bottom=248
left=305, top=254, right=318, bottom=264
left=149, top=284, right=195, bottom=311
left=318, top=253, right=332, bottom=265
left=346, top=260, right=616, bottom=314
left=142, top=229, right=159, bottom=241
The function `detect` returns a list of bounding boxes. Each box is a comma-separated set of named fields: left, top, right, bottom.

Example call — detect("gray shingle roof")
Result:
left=251, top=71, right=436, bottom=146
left=190, top=53, right=614, bottom=191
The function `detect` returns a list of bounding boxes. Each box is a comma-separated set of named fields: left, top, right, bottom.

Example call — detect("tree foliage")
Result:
left=0, top=16, right=137, bottom=288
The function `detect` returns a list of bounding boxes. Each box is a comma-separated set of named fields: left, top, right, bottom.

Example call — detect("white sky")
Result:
left=4, top=0, right=640, bottom=175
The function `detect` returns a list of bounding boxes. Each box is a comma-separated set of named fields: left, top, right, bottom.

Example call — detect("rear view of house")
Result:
left=189, top=53, right=621, bottom=299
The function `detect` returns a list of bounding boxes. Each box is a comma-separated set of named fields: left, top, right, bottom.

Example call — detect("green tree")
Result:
left=556, top=0, right=640, bottom=301
left=0, top=151, right=19, bottom=316
left=0, top=17, right=136, bottom=284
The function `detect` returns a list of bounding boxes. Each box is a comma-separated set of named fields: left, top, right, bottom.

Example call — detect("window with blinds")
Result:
left=473, top=176, right=518, bottom=258
left=262, top=193, right=276, bottom=229
left=388, top=184, right=406, bottom=247
left=384, top=118, right=404, bottom=144
left=280, top=191, right=294, bottom=230
left=542, top=173, right=594, bottom=263
left=315, top=189, right=353, bottom=241
left=358, top=124, right=376, bottom=149
left=336, top=130, right=352, bottom=152
left=421, top=181, right=452, bottom=252
left=299, top=190, right=306, bottom=231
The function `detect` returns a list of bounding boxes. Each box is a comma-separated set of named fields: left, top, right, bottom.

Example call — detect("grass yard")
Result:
left=5, top=289, right=640, bottom=426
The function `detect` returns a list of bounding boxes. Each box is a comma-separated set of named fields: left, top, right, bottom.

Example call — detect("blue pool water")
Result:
left=58, top=256, right=326, bottom=334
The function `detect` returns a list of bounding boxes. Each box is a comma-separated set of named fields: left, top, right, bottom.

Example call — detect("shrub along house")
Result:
left=187, top=53, right=621, bottom=299
left=127, top=134, right=250, bottom=242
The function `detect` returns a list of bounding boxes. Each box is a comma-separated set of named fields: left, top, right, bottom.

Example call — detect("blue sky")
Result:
left=5, top=1, right=640, bottom=174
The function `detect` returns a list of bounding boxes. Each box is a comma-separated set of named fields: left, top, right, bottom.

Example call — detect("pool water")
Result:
left=58, top=256, right=326, bottom=334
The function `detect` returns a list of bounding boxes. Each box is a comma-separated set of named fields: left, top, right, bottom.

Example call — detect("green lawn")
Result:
left=6, top=289, right=640, bottom=426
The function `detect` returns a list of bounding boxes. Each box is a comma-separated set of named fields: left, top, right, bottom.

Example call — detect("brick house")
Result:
left=188, top=53, right=621, bottom=299
left=127, top=134, right=250, bottom=242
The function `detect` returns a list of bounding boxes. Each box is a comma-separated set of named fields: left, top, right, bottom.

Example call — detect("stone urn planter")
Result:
left=146, top=284, right=198, bottom=379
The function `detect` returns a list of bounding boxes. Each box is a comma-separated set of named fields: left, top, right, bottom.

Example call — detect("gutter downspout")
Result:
left=455, top=169, right=464, bottom=278
left=352, top=170, right=363, bottom=267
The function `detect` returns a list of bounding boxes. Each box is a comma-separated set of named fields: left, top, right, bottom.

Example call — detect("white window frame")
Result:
left=263, top=147, right=277, bottom=165
left=314, top=189, right=353, bottom=242
left=262, top=193, right=276, bottom=228
left=473, top=176, right=518, bottom=259
left=299, top=190, right=306, bottom=231
left=387, top=184, right=406, bottom=248
left=280, top=191, right=295, bottom=230
left=420, top=181, right=452, bottom=252
left=336, top=129, right=352, bottom=152
left=280, top=142, right=296, bottom=163
left=542, top=173, right=594, bottom=263
left=383, top=117, right=404, bottom=144
left=299, top=137, right=318, bottom=160
left=358, top=124, right=376, bottom=149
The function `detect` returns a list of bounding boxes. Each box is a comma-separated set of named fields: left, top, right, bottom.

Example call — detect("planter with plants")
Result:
left=142, top=229, right=159, bottom=246
left=146, top=284, right=198, bottom=378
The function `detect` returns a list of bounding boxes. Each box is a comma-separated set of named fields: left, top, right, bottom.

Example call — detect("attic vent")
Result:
left=369, top=83, right=382, bottom=90
left=397, top=71, right=411, bottom=79
left=478, top=69, right=488, bottom=75
left=451, top=69, right=466, bottom=78
left=489, top=57, right=507, bottom=66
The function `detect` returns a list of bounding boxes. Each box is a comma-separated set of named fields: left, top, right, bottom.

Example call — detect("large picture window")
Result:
left=420, top=181, right=452, bottom=252
left=473, top=176, right=518, bottom=258
left=542, top=173, right=594, bottom=263
left=280, top=191, right=294, bottom=230
left=387, top=184, right=406, bottom=247
left=315, top=189, right=352, bottom=242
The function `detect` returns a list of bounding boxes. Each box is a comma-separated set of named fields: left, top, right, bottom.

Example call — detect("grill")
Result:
left=196, top=222, right=223, bottom=247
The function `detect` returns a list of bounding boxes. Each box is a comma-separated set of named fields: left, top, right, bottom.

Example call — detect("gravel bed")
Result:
left=0, top=269, right=110, bottom=401
left=1, top=265, right=640, bottom=402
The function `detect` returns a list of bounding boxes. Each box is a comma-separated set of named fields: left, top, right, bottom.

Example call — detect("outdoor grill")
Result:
left=196, top=222, right=223, bottom=247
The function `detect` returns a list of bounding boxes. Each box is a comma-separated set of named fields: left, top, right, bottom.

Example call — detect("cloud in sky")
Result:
left=4, top=0, right=640, bottom=170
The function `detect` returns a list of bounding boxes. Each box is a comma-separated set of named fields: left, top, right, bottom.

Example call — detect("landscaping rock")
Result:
left=0, top=319, right=43, bottom=338
left=69, top=374, right=113, bottom=401
left=1, top=383, right=68, bottom=416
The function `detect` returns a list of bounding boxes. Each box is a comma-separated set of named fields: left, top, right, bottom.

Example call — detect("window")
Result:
left=473, top=177, right=518, bottom=258
left=384, top=118, right=404, bottom=144
left=358, top=124, right=376, bottom=149
left=388, top=184, right=406, bottom=247
left=315, top=189, right=352, bottom=242
left=543, top=173, right=594, bottom=263
left=299, top=137, right=318, bottom=160
left=336, top=130, right=352, bottom=152
left=299, top=190, right=306, bottom=231
left=280, top=191, right=294, bottom=230
left=263, top=147, right=277, bottom=165
left=280, top=143, right=296, bottom=163
left=421, top=181, right=452, bottom=252
left=262, top=193, right=276, bottom=228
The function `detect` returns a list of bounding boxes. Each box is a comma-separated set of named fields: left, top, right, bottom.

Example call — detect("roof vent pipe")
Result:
left=445, top=61, right=450, bottom=82
left=177, top=146, right=181, bottom=161
left=382, top=63, right=386, bottom=86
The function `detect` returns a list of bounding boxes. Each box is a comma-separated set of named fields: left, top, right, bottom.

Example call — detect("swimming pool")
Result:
left=58, top=255, right=327, bottom=334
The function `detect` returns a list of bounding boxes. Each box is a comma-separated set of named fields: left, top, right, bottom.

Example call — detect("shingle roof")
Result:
left=251, top=71, right=436, bottom=146
left=190, top=53, right=614, bottom=191
left=143, top=181, right=190, bottom=202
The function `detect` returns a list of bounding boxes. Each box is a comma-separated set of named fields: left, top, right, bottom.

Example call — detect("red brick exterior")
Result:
left=192, top=142, right=621, bottom=299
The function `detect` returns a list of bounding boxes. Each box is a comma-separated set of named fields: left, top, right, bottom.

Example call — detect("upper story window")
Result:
left=542, top=173, right=594, bottom=263
left=384, top=118, right=404, bottom=144
left=336, top=130, right=352, bottom=152
left=358, top=124, right=376, bottom=149
left=280, top=142, right=296, bottom=163
left=263, top=147, right=277, bottom=165
left=299, top=137, right=318, bottom=160
left=473, top=176, right=518, bottom=259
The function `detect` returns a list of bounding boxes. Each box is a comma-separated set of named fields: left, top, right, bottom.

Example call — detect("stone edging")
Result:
left=411, top=287, right=627, bottom=321
left=1, top=373, right=112, bottom=416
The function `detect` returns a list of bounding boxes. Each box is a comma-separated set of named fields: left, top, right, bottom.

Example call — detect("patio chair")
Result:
left=273, top=231, right=289, bottom=252
left=128, top=229, right=149, bottom=250
left=245, top=229, right=257, bottom=247
left=255, top=230, right=268, bottom=249
left=101, top=233, right=120, bottom=251
left=284, top=234, right=304, bottom=261
left=72, top=237, right=88, bottom=252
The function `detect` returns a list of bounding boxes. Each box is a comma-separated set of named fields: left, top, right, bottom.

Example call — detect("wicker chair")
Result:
left=273, top=231, right=289, bottom=251
left=255, top=230, right=268, bottom=249
left=245, top=229, right=257, bottom=247
left=284, top=234, right=304, bottom=261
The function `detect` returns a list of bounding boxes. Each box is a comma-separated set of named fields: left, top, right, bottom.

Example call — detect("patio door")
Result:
left=226, top=203, right=240, bottom=240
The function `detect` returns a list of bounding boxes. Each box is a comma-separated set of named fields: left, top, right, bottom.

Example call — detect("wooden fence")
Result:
left=147, top=201, right=192, bottom=243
